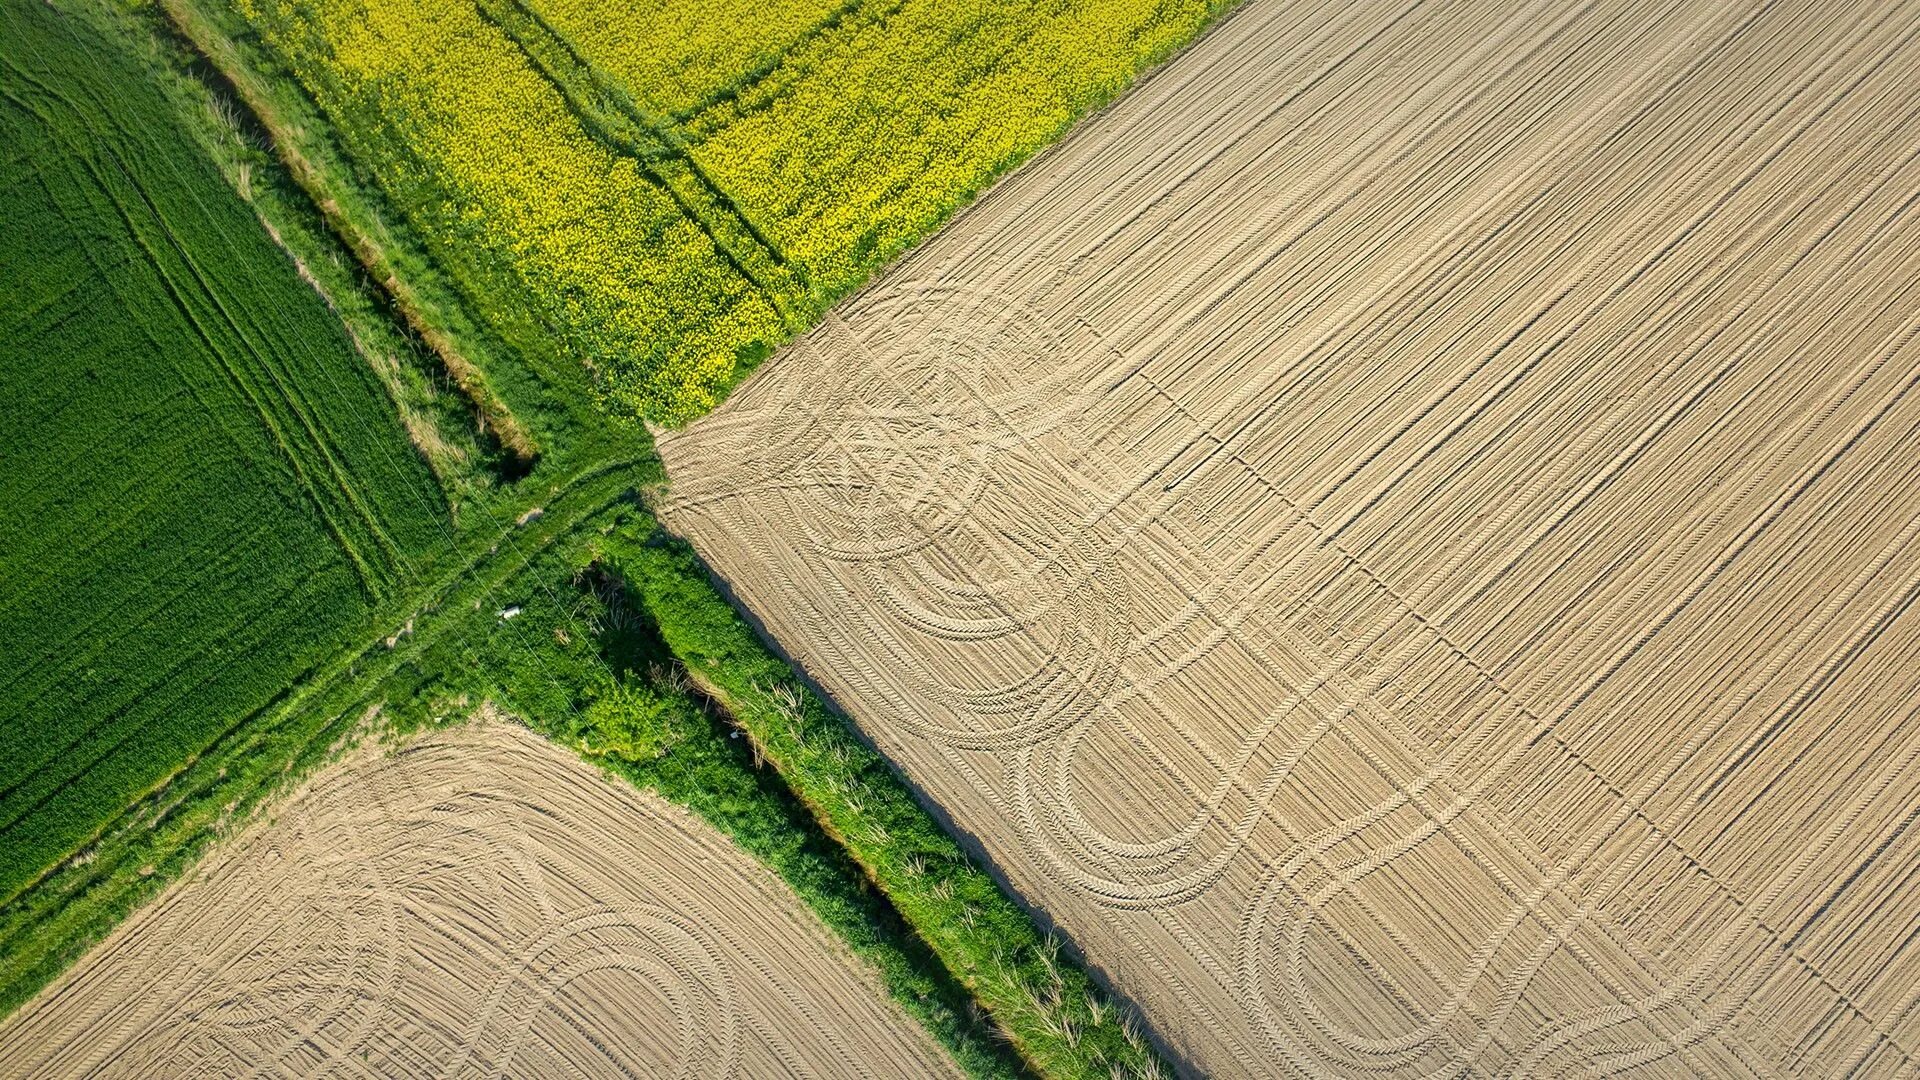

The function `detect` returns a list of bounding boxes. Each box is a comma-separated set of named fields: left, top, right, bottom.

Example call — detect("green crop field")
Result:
left=0, top=0, right=447, bottom=903
left=216, top=0, right=1226, bottom=422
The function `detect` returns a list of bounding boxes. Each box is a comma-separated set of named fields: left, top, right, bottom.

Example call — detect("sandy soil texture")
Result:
left=655, top=0, right=1920, bottom=1073
left=0, top=722, right=962, bottom=1078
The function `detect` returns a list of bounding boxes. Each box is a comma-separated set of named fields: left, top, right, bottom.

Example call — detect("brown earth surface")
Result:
left=0, top=722, right=963, bottom=1078
left=655, top=0, right=1920, bottom=1073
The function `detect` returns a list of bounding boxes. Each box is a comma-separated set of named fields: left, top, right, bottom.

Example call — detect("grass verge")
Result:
left=365, top=497, right=1025, bottom=1078
left=152, top=0, right=612, bottom=470
left=363, top=500, right=1176, bottom=1078
left=605, top=516, right=1174, bottom=1079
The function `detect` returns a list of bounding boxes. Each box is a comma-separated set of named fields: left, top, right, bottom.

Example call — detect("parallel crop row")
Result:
left=0, top=0, right=447, bottom=905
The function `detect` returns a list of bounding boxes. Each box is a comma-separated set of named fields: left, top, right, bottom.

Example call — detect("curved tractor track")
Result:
left=656, top=0, right=1920, bottom=1073
left=0, top=722, right=961, bottom=1079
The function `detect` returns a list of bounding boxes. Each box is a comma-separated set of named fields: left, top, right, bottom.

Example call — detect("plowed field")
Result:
left=0, top=723, right=961, bottom=1078
left=657, top=0, right=1920, bottom=1073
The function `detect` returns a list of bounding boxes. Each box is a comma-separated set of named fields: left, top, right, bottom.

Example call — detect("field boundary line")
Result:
left=154, top=0, right=540, bottom=471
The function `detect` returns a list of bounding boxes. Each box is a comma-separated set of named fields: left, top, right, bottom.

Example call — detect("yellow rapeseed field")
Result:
left=531, top=0, right=850, bottom=118
left=235, top=0, right=784, bottom=421
left=543, top=0, right=1226, bottom=300
left=231, top=0, right=1225, bottom=422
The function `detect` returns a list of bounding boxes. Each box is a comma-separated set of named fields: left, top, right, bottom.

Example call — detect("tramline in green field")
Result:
left=0, top=0, right=447, bottom=903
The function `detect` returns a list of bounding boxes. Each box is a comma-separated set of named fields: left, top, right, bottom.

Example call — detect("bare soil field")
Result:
left=655, top=0, right=1920, bottom=1073
left=0, top=722, right=961, bottom=1078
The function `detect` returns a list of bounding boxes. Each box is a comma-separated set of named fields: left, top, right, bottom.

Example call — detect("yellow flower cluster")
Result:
left=235, top=0, right=783, bottom=422
left=532, top=0, right=848, bottom=118
left=541, top=0, right=1225, bottom=299
left=231, top=0, right=1221, bottom=422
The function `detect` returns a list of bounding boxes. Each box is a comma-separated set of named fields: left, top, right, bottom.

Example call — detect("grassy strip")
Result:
left=371, top=499, right=1024, bottom=1078
left=118, top=0, right=494, bottom=501
left=604, top=518, right=1173, bottom=1079
left=154, top=0, right=555, bottom=470
left=568, top=691, right=1025, bottom=1080
left=0, top=455, right=643, bottom=1018
left=572, top=700, right=1026, bottom=1079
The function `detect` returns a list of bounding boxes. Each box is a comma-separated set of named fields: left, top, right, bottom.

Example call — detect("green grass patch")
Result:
left=608, top=517, right=1172, bottom=1079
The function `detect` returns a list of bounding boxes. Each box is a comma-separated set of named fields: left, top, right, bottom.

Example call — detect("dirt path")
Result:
left=0, top=722, right=962, bottom=1078
left=656, top=0, right=1920, bottom=1073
